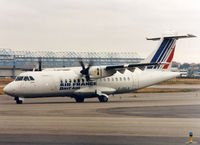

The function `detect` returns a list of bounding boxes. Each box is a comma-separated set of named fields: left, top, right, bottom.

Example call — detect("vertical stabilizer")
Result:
left=144, top=33, right=196, bottom=70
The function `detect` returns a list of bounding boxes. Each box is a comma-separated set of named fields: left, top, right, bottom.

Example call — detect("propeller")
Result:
left=78, top=58, right=93, bottom=81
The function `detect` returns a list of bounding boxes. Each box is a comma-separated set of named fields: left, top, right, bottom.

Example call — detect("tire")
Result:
left=16, top=99, right=23, bottom=104
left=15, top=97, right=23, bottom=104
left=98, top=95, right=108, bottom=102
left=75, top=97, right=84, bottom=103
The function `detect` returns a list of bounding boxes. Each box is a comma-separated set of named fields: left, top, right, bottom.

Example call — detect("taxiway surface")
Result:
left=0, top=85, right=200, bottom=145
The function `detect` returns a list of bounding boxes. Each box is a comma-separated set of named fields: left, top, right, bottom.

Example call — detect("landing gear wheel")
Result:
left=75, top=97, right=84, bottom=103
left=16, top=100, right=23, bottom=104
left=15, top=97, right=23, bottom=104
left=98, top=95, right=108, bottom=102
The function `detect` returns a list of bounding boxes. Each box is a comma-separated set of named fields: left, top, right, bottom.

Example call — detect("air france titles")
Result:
left=59, top=80, right=97, bottom=90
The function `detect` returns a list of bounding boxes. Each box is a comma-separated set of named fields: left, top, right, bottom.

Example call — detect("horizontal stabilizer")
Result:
left=146, top=34, right=196, bottom=41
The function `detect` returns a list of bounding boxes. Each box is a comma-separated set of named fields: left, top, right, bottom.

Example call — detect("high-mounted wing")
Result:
left=86, top=62, right=163, bottom=80
left=106, top=62, right=160, bottom=71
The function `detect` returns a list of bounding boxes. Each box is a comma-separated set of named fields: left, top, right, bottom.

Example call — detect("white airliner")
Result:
left=3, top=33, right=195, bottom=104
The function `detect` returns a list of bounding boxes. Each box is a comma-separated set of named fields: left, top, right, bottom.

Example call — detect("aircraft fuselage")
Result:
left=4, top=68, right=179, bottom=99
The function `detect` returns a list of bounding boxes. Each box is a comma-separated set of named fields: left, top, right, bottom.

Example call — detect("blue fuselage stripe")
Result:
left=147, top=38, right=169, bottom=69
left=160, top=39, right=175, bottom=63
left=148, top=38, right=176, bottom=69
left=157, top=39, right=173, bottom=63
left=155, top=39, right=174, bottom=69
left=150, top=38, right=169, bottom=63
left=153, top=39, right=173, bottom=69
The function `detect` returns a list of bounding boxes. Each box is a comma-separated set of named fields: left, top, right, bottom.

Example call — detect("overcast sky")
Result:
left=0, top=0, right=199, bottom=63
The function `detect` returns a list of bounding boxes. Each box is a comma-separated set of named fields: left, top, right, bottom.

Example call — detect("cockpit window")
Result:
left=24, top=76, right=30, bottom=81
left=15, top=76, right=23, bottom=81
left=15, top=76, right=35, bottom=81
left=29, top=76, right=35, bottom=81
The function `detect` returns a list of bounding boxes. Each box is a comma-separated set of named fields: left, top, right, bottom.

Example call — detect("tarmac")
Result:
left=0, top=85, right=200, bottom=145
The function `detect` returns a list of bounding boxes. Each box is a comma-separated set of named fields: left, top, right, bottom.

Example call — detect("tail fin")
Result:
left=145, top=33, right=196, bottom=70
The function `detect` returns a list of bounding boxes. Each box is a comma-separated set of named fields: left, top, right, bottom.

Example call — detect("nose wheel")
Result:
left=15, top=97, right=23, bottom=104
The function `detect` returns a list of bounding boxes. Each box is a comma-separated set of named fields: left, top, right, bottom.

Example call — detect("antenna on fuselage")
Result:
left=33, top=57, right=42, bottom=71
left=38, top=57, right=42, bottom=71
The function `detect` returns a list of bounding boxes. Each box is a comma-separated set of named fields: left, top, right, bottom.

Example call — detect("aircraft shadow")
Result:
left=22, top=100, right=137, bottom=105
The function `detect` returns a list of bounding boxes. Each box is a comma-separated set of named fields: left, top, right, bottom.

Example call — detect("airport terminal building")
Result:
left=0, top=48, right=143, bottom=77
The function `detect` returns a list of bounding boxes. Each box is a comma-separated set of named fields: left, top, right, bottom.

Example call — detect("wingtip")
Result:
left=187, top=34, right=197, bottom=38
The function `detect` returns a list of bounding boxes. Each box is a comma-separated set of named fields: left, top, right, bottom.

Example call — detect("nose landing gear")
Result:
left=14, top=97, right=23, bottom=104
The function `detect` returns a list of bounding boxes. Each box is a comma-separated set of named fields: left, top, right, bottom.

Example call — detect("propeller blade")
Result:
left=78, top=58, right=85, bottom=70
left=86, top=75, right=90, bottom=82
left=88, top=60, right=93, bottom=68
left=78, top=58, right=93, bottom=81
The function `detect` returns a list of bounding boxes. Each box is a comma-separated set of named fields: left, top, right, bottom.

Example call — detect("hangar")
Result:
left=0, top=48, right=142, bottom=77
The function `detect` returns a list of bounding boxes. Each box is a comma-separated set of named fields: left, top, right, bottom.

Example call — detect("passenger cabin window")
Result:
left=29, top=76, right=35, bottom=81
left=24, top=76, right=29, bottom=81
left=124, top=77, right=126, bottom=81
left=16, top=76, right=23, bottom=81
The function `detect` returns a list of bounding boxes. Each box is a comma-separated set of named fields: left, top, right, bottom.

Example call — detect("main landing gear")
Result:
left=74, top=95, right=108, bottom=103
left=14, top=97, right=23, bottom=104
left=98, top=95, right=108, bottom=102
left=74, top=97, right=84, bottom=103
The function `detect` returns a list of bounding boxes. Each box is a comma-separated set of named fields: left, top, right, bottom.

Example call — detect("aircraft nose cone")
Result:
left=3, top=85, right=10, bottom=95
left=3, top=84, right=14, bottom=96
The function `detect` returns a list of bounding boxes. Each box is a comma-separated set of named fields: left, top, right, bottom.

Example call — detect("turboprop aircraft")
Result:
left=3, top=33, right=196, bottom=104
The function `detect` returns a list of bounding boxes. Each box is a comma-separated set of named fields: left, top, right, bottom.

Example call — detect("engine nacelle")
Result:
left=89, top=66, right=116, bottom=79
